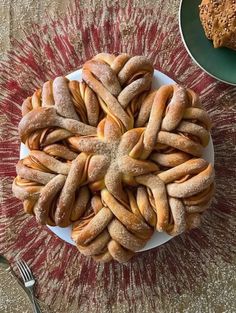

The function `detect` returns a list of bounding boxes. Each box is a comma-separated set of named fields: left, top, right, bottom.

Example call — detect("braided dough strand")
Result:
left=13, top=53, right=215, bottom=263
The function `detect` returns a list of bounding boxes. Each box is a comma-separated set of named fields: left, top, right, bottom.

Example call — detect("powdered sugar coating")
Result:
left=13, top=53, right=215, bottom=263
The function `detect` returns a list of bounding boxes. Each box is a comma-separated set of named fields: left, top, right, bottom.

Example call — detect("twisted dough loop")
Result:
left=13, top=53, right=214, bottom=263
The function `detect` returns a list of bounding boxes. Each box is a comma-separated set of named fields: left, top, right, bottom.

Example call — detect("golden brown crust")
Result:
left=199, top=0, right=236, bottom=50
left=13, top=53, right=215, bottom=263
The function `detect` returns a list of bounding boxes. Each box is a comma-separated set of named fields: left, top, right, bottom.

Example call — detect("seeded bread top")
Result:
left=199, top=0, right=236, bottom=50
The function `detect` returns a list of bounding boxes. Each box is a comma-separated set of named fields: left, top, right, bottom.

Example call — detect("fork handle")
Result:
left=29, top=290, right=42, bottom=313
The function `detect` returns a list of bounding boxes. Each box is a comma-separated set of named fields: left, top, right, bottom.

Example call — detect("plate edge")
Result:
left=178, top=0, right=236, bottom=86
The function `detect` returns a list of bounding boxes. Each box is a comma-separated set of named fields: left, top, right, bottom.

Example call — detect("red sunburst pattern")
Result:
left=0, top=1, right=235, bottom=312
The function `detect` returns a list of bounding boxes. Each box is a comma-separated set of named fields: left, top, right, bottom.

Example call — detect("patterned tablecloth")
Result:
left=0, top=1, right=235, bottom=312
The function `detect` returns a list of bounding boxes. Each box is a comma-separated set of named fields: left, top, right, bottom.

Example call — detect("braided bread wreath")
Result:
left=12, top=53, right=215, bottom=263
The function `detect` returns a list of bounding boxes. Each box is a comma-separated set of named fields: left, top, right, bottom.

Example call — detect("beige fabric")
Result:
left=0, top=261, right=54, bottom=313
left=0, top=266, right=31, bottom=313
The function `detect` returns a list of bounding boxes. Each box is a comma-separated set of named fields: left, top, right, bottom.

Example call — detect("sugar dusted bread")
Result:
left=12, top=53, right=215, bottom=263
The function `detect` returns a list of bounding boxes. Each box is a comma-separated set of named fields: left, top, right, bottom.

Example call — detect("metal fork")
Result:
left=16, top=259, right=42, bottom=313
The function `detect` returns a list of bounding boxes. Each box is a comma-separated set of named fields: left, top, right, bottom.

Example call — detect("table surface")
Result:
left=0, top=1, right=235, bottom=312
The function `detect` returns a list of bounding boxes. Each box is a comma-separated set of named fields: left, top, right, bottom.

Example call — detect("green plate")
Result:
left=179, top=0, right=236, bottom=85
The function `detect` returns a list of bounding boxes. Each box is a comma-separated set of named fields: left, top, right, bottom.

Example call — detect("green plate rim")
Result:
left=179, top=0, right=236, bottom=86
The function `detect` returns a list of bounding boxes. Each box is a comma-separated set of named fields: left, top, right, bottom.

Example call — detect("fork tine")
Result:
left=19, top=260, right=31, bottom=281
left=16, top=260, right=28, bottom=282
left=21, top=259, right=34, bottom=280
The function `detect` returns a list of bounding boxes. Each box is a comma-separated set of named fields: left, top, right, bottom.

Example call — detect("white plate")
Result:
left=20, top=69, right=214, bottom=252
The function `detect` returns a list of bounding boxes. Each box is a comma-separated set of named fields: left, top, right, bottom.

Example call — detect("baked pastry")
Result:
left=199, top=0, right=236, bottom=50
left=12, top=53, right=215, bottom=263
